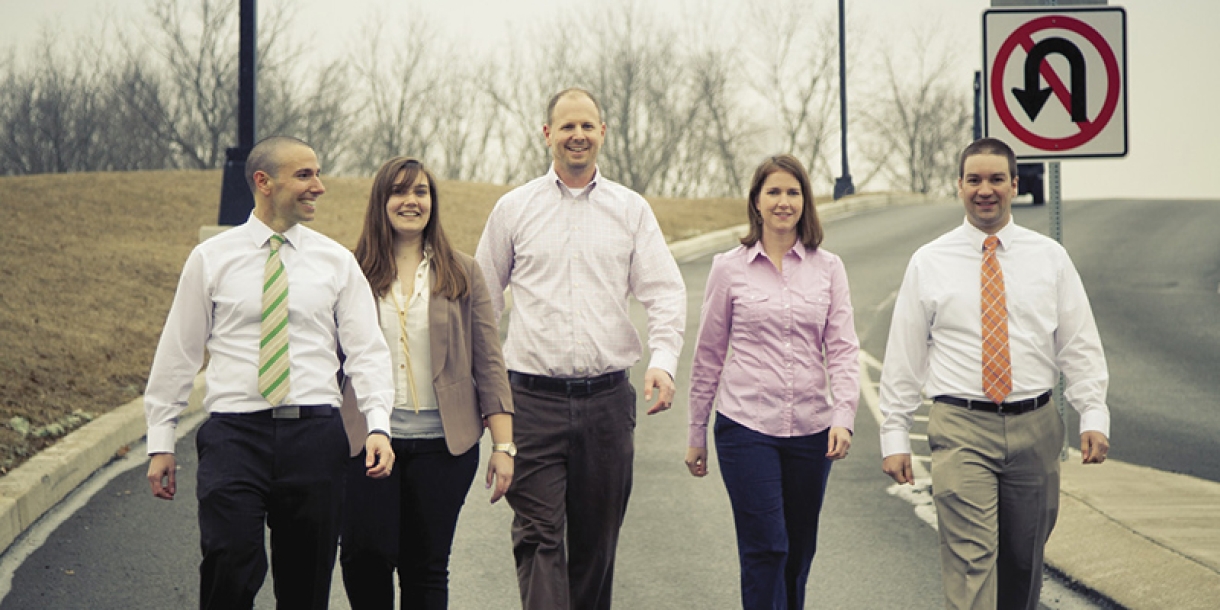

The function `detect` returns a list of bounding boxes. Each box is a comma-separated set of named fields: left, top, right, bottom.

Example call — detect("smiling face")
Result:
left=255, top=143, right=325, bottom=233
left=958, top=153, right=1016, bottom=234
left=543, top=91, right=605, bottom=187
left=385, top=168, right=432, bottom=241
left=754, top=170, right=805, bottom=239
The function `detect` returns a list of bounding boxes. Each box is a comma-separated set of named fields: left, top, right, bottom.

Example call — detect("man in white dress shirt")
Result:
left=878, top=137, right=1110, bottom=610
left=475, top=88, right=686, bottom=610
left=144, top=136, right=395, bottom=610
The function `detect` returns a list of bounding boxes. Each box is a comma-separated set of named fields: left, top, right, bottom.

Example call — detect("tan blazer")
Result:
left=341, top=251, right=513, bottom=456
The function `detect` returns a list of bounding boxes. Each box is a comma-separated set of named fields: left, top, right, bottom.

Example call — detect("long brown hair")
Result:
left=741, top=154, right=823, bottom=250
left=354, top=157, right=469, bottom=300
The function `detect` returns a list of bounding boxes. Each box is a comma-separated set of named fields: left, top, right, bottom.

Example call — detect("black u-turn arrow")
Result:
left=1011, top=37, right=1087, bottom=122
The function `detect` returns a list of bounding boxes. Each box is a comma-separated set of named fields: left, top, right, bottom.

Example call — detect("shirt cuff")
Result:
left=880, top=429, right=913, bottom=458
left=647, top=350, right=679, bottom=380
left=364, top=409, right=391, bottom=438
left=146, top=423, right=178, bottom=455
left=1078, top=407, right=1110, bottom=439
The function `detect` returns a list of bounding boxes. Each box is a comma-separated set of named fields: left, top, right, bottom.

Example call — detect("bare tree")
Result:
left=589, top=4, right=704, bottom=196
left=0, top=34, right=117, bottom=175
left=346, top=16, right=441, bottom=175
left=481, top=29, right=577, bottom=185
left=860, top=32, right=972, bottom=195
left=745, top=0, right=840, bottom=186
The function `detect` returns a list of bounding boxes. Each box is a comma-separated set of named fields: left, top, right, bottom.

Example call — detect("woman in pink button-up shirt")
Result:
left=685, top=154, right=860, bottom=610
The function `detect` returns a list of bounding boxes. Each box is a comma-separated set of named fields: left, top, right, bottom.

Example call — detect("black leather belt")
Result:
left=934, top=391, right=1051, bottom=415
left=508, top=371, right=626, bottom=397
left=214, top=405, right=336, bottom=419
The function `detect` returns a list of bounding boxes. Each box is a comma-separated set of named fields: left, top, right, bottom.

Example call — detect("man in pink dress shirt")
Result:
left=475, top=88, right=686, bottom=610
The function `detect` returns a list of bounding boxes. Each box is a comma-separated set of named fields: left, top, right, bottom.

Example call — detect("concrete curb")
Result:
left=0, top=374, right=206, bottom=554
left=1047, top=454, right=1220, bottom=608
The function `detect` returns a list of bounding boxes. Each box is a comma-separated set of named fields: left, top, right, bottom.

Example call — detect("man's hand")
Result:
left=684, top=446, right=709, bottom=477
left=826, top=427, right=852, bottom=460
left=147, top=453, right=177, bottom=500
left=485, top=451, right=514, bottom=504
left=882, top=453, right=915, bottom=485
left=364, top=432, right=395, bottom=478
left=1081, top=431, right=1110, bottom=464
left=643, top=367, right=675, bottom=415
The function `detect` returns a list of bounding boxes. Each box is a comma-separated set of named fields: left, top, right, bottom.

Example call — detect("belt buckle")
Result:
left=272, top=406, right=299, bottom=419
left=995, top=402, right=1006, bottom=415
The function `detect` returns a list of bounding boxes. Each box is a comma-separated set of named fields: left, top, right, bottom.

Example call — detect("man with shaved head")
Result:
left=144, top=136, right=395, bottom=609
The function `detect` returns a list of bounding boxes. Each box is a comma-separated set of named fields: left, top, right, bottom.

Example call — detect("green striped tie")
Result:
left=259, top=234, right=291, bottom=406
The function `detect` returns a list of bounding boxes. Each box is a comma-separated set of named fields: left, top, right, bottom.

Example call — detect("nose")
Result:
left=311, top=175, right=326, bottom=194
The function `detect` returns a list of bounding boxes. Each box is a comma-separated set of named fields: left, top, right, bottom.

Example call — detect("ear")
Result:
left=254, top=170, right=273, bottom=195
left=543, top=123, right=552, bottom=145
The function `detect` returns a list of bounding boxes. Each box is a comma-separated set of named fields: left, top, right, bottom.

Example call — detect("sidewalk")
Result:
left=2, top=192, right=1218, bottom=608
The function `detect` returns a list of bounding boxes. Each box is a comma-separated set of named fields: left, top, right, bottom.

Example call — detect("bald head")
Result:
left=245, top=136, right=314, bottom=194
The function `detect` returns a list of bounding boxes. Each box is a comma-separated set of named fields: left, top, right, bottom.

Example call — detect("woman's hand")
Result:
left=685, top=446, right=709, bottom=477
left=826, top=427, right=852, bottom=460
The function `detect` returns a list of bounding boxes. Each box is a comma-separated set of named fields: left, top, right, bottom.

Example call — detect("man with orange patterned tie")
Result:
left=877, top=137, right=1111, bottom=610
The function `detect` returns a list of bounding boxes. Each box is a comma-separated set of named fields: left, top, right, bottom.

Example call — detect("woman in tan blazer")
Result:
left=340, top=157, right=514, bottom=610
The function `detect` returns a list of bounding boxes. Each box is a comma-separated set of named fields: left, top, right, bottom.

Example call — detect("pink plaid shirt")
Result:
left=688, top=242, right=859, bottom=447
left=475, top=166, right=685, bottom=378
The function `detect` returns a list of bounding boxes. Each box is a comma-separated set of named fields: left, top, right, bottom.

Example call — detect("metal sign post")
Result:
left=986, top=0, right=1119, bottom=460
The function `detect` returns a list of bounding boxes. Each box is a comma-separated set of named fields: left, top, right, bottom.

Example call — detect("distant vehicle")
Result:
left=1017, top=162, right=1045, bottom=205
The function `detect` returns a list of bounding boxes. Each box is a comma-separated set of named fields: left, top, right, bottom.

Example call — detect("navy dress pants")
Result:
left=715, top=413, right=834, bottom=610
left=195, top=412, right=348, bottom=610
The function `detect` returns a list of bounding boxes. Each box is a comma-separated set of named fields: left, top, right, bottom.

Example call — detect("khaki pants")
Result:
left=928, top=399, right=1065, bottom=610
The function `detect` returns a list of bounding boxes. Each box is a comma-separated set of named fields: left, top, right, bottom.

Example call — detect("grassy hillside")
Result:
left=0, top=169, right=745, bottom=474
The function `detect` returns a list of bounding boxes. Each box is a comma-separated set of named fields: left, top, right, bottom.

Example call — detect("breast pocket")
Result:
left=798, top=293, right=830, bottom=328
left=733, top=293, right=771, bottom=327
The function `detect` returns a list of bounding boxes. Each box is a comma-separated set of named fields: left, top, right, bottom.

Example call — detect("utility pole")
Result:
left=833, top=0, right=854, bottom=200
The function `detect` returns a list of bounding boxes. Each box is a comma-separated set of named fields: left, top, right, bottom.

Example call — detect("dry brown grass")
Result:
left=0, top=169, right=745, bottom=474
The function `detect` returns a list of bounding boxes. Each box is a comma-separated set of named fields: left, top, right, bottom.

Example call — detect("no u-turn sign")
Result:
left=983, top=7, right=1127, bottom=159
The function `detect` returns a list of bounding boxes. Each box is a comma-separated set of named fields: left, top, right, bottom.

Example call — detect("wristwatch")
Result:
left=492, top=442, right=517, bottom=457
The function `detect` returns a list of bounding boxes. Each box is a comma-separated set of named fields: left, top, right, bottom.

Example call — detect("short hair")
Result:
left=545, top=88, right=603, bottom=125
left=245, top=135, right=313, bottom=193
left=741, top=154, right=823, bottom=250
left=353, top=157, right=468, bottom=301
left=958, top=137, right=1017, bottom=179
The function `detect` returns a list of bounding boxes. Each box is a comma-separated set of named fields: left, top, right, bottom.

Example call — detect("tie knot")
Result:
left=269, top=234, right=286, bottom=252
left=983, top=235, right=1000, bottom=253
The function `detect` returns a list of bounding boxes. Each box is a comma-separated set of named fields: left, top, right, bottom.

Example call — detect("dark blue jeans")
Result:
left=339, top=437, right=479, bottom=610
left=715, top=413, right=834, bottom=610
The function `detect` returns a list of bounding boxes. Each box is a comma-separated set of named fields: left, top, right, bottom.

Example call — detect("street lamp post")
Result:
left=833, top=0, right=855, bottom=200
left=217, top=0, right=258, bottom=226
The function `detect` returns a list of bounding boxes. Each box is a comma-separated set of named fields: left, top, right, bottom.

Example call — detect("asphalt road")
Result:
left=7, top=196, right=1211, bottom=608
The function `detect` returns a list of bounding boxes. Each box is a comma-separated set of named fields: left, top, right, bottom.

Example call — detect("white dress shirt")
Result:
left=144, top=214, right=394, bottom=454
left=878, top=219, right=1110, bottom=457
left=475, top=166, right=686, bottom=378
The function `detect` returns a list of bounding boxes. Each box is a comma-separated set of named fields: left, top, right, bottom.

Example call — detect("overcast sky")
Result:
left=1, top=0, right=1216, bottom=200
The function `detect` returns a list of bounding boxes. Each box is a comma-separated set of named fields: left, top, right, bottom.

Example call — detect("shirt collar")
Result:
left=745, top=239, right=808, bottom=262
left=548, top=165, right=600, bottom=200
left=961, top=217, right=1018, bottom=252
left=247, top=213, right=303, bottom=250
